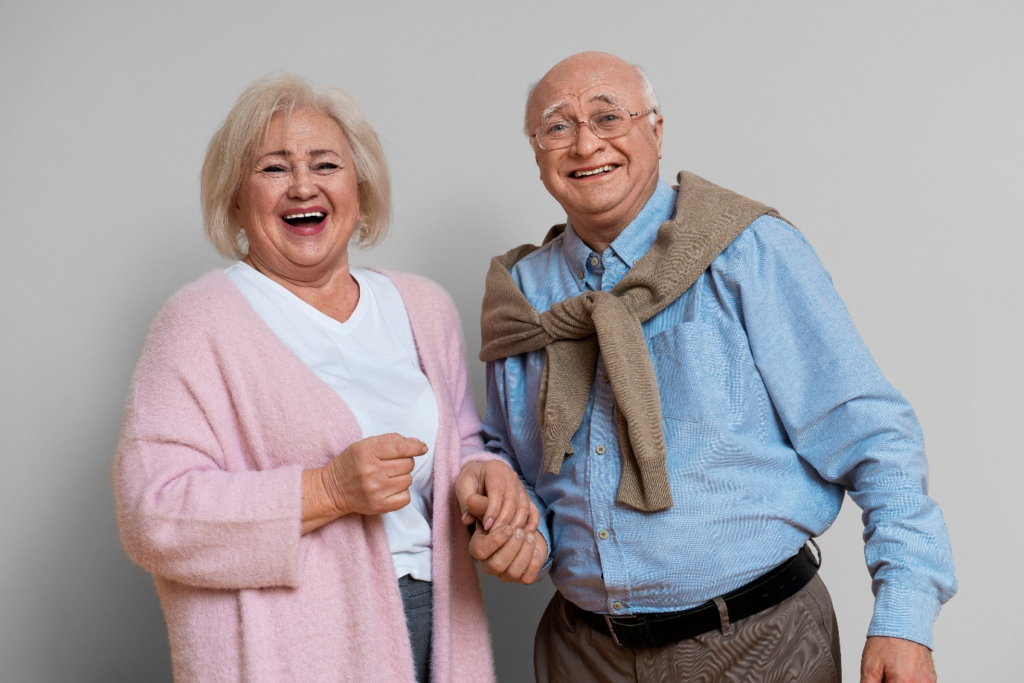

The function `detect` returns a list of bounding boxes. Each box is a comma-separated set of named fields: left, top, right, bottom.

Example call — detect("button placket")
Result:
left=588, top=356, right=628, bottom=613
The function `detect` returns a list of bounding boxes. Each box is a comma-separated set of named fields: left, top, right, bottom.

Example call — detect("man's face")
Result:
left=526, top=54, right=663, bottom=236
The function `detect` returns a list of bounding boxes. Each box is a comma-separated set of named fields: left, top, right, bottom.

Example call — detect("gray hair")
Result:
left=523, top=63, right=660, bottom=136
left=201, top=73, right=391, bottom=260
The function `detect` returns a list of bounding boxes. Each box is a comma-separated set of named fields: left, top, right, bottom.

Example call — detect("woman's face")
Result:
left=234, top=109, right=361, bottom=284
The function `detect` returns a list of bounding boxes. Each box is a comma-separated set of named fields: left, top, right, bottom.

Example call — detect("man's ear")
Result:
left=653, top=114, right=664, bottom=159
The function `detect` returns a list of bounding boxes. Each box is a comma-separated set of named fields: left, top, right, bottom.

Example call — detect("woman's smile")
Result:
left=279, top=205, right=329, bottom=235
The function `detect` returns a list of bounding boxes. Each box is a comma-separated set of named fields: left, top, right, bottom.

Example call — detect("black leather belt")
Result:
left=572, top=544, right=820, bottom=649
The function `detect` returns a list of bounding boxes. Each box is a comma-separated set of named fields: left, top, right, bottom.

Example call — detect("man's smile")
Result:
left=569, top=164, right=619, bottom=179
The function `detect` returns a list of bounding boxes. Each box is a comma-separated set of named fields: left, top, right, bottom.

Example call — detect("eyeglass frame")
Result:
left=530, top=107, right=658, bottom=150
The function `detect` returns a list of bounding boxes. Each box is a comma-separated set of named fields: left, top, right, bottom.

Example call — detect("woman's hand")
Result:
left=302, top=433, right=428, bottom=534
left=456, top=460, right=536, bottom=532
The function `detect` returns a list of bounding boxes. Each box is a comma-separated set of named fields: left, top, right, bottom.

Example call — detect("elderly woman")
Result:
left=114, top=74, right=534, bottom=682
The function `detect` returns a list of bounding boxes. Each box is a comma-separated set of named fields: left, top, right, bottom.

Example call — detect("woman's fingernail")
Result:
left=515, top=528, right=524, bottom=539
left=484, top=517, right=493, bottom=531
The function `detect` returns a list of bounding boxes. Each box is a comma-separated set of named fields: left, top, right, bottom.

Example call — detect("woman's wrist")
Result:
left=301, top=467, right=345, bottom=534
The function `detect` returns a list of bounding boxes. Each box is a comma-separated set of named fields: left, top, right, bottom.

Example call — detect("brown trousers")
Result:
left=534, top=574, right=841, bottom=683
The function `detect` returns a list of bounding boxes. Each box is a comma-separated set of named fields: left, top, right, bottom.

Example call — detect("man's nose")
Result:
left=288, top=166, right=317, bottom=199
left=570, top=121, right=606, bottom=156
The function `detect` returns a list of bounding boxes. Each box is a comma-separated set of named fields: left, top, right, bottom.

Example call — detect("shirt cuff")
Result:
left=524, top=488, right=554, bottom=579
left=867, top=583, right=943, bottom=649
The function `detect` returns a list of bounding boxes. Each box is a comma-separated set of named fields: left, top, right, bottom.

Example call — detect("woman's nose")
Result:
left=288, top=166, right=317, bottom=199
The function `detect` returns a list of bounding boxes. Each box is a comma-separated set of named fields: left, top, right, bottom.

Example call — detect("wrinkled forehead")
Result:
left=528, top=68, right=643, bottom=127
left=537, top=88, right=632, bottom=122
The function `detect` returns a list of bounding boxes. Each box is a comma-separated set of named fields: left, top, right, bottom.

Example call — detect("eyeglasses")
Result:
left=531, top=108, right=657, bottom=150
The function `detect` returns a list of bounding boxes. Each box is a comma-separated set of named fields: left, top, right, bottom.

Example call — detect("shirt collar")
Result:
left=562, top=179, right=678, bottom=291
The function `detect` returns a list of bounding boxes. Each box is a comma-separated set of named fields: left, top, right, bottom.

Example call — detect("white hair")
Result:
left=634, top=64, right=660, bottom=120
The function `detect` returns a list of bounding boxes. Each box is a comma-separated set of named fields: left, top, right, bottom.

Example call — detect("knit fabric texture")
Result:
left=480, top=171, right=781, bottom=512
left=114, top=270, right=495, bottom=682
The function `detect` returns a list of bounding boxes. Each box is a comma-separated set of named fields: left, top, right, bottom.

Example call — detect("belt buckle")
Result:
left=603, top=615, right=624, bottom=647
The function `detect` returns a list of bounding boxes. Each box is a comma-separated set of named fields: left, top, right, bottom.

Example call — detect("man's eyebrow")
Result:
left=540, top=101, right=571, bottom=121
left=587, top=93, right=625, bottom=109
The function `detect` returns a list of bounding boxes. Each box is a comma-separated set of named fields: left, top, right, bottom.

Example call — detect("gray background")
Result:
left=1, top=1, right=1020, bottom=681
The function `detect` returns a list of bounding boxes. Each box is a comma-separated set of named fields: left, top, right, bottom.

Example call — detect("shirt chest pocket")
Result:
left=648, top=322, right=710, bottom=422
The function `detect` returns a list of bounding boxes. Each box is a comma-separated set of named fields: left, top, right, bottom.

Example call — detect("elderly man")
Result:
left=458, top=52, right=955, bottom=682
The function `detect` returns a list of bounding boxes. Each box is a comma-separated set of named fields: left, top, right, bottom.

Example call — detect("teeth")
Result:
left=284, top=211, right=326, bottom=220
left=573, top=165, right=615, bottom=178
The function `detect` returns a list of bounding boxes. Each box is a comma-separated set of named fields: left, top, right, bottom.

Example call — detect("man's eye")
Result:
left=545, top=121, right=571, bottom=135
left=597, top=113, right=621, bottom=124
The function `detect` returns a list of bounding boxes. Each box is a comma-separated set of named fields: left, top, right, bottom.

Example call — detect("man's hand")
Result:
left=470, top=521, right=547, bottom=584
left=456, top=460, right=536, bottom=532
left=861, top=636, right=937, bottom=683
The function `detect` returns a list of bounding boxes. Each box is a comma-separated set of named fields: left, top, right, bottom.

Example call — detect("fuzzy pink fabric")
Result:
left=114, top=270, right=495, bottom=682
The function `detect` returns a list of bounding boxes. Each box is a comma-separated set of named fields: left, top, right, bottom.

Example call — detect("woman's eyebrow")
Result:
left=256, top=150, right=290, bottom=161
left=256, top=148, right=340, bottom=161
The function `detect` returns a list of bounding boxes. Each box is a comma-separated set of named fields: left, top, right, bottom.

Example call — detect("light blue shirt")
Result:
left=482, top=179, right=956, bottom=647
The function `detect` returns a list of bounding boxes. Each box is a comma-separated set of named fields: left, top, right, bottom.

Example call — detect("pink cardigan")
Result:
left=114, top=270, right=495, bottom=682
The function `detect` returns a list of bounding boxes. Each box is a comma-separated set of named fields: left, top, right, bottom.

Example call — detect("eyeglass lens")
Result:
left=536, top=109, right=634, bottom=149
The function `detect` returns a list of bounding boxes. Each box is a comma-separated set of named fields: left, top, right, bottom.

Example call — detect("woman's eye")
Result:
left=260, top=164, right=287, bottom=174
left=313, top=162, right=339, bottom=172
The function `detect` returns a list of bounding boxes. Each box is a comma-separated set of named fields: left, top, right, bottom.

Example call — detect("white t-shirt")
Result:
left=225, top=262, right=438, bottom=580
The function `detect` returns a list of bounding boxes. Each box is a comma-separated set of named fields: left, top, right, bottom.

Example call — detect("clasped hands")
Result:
left=303, top=437, right=545, bottom=584
left=456, top=460, right=546, bottom=584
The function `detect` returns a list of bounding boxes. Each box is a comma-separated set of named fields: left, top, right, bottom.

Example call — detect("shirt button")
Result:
left=590, top=256, right=600, bottom=266
left=612, top=601, right=623, bottom=611
left=601, top=373, right=609, bottom=382
left=595, top=445, right=606, bottom=455
left=598, top=529, right=609, bottom=540
left=578, top=270, right=585, bottom=279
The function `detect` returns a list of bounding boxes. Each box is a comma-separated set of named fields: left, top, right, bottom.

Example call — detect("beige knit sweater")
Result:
left=480, top=171, right=781, bottom=511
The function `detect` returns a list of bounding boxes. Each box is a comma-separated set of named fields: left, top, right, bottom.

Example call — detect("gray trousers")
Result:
left=535, top=573, right=841, bottom=683
left=399, top=575, right=432, bottom=683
